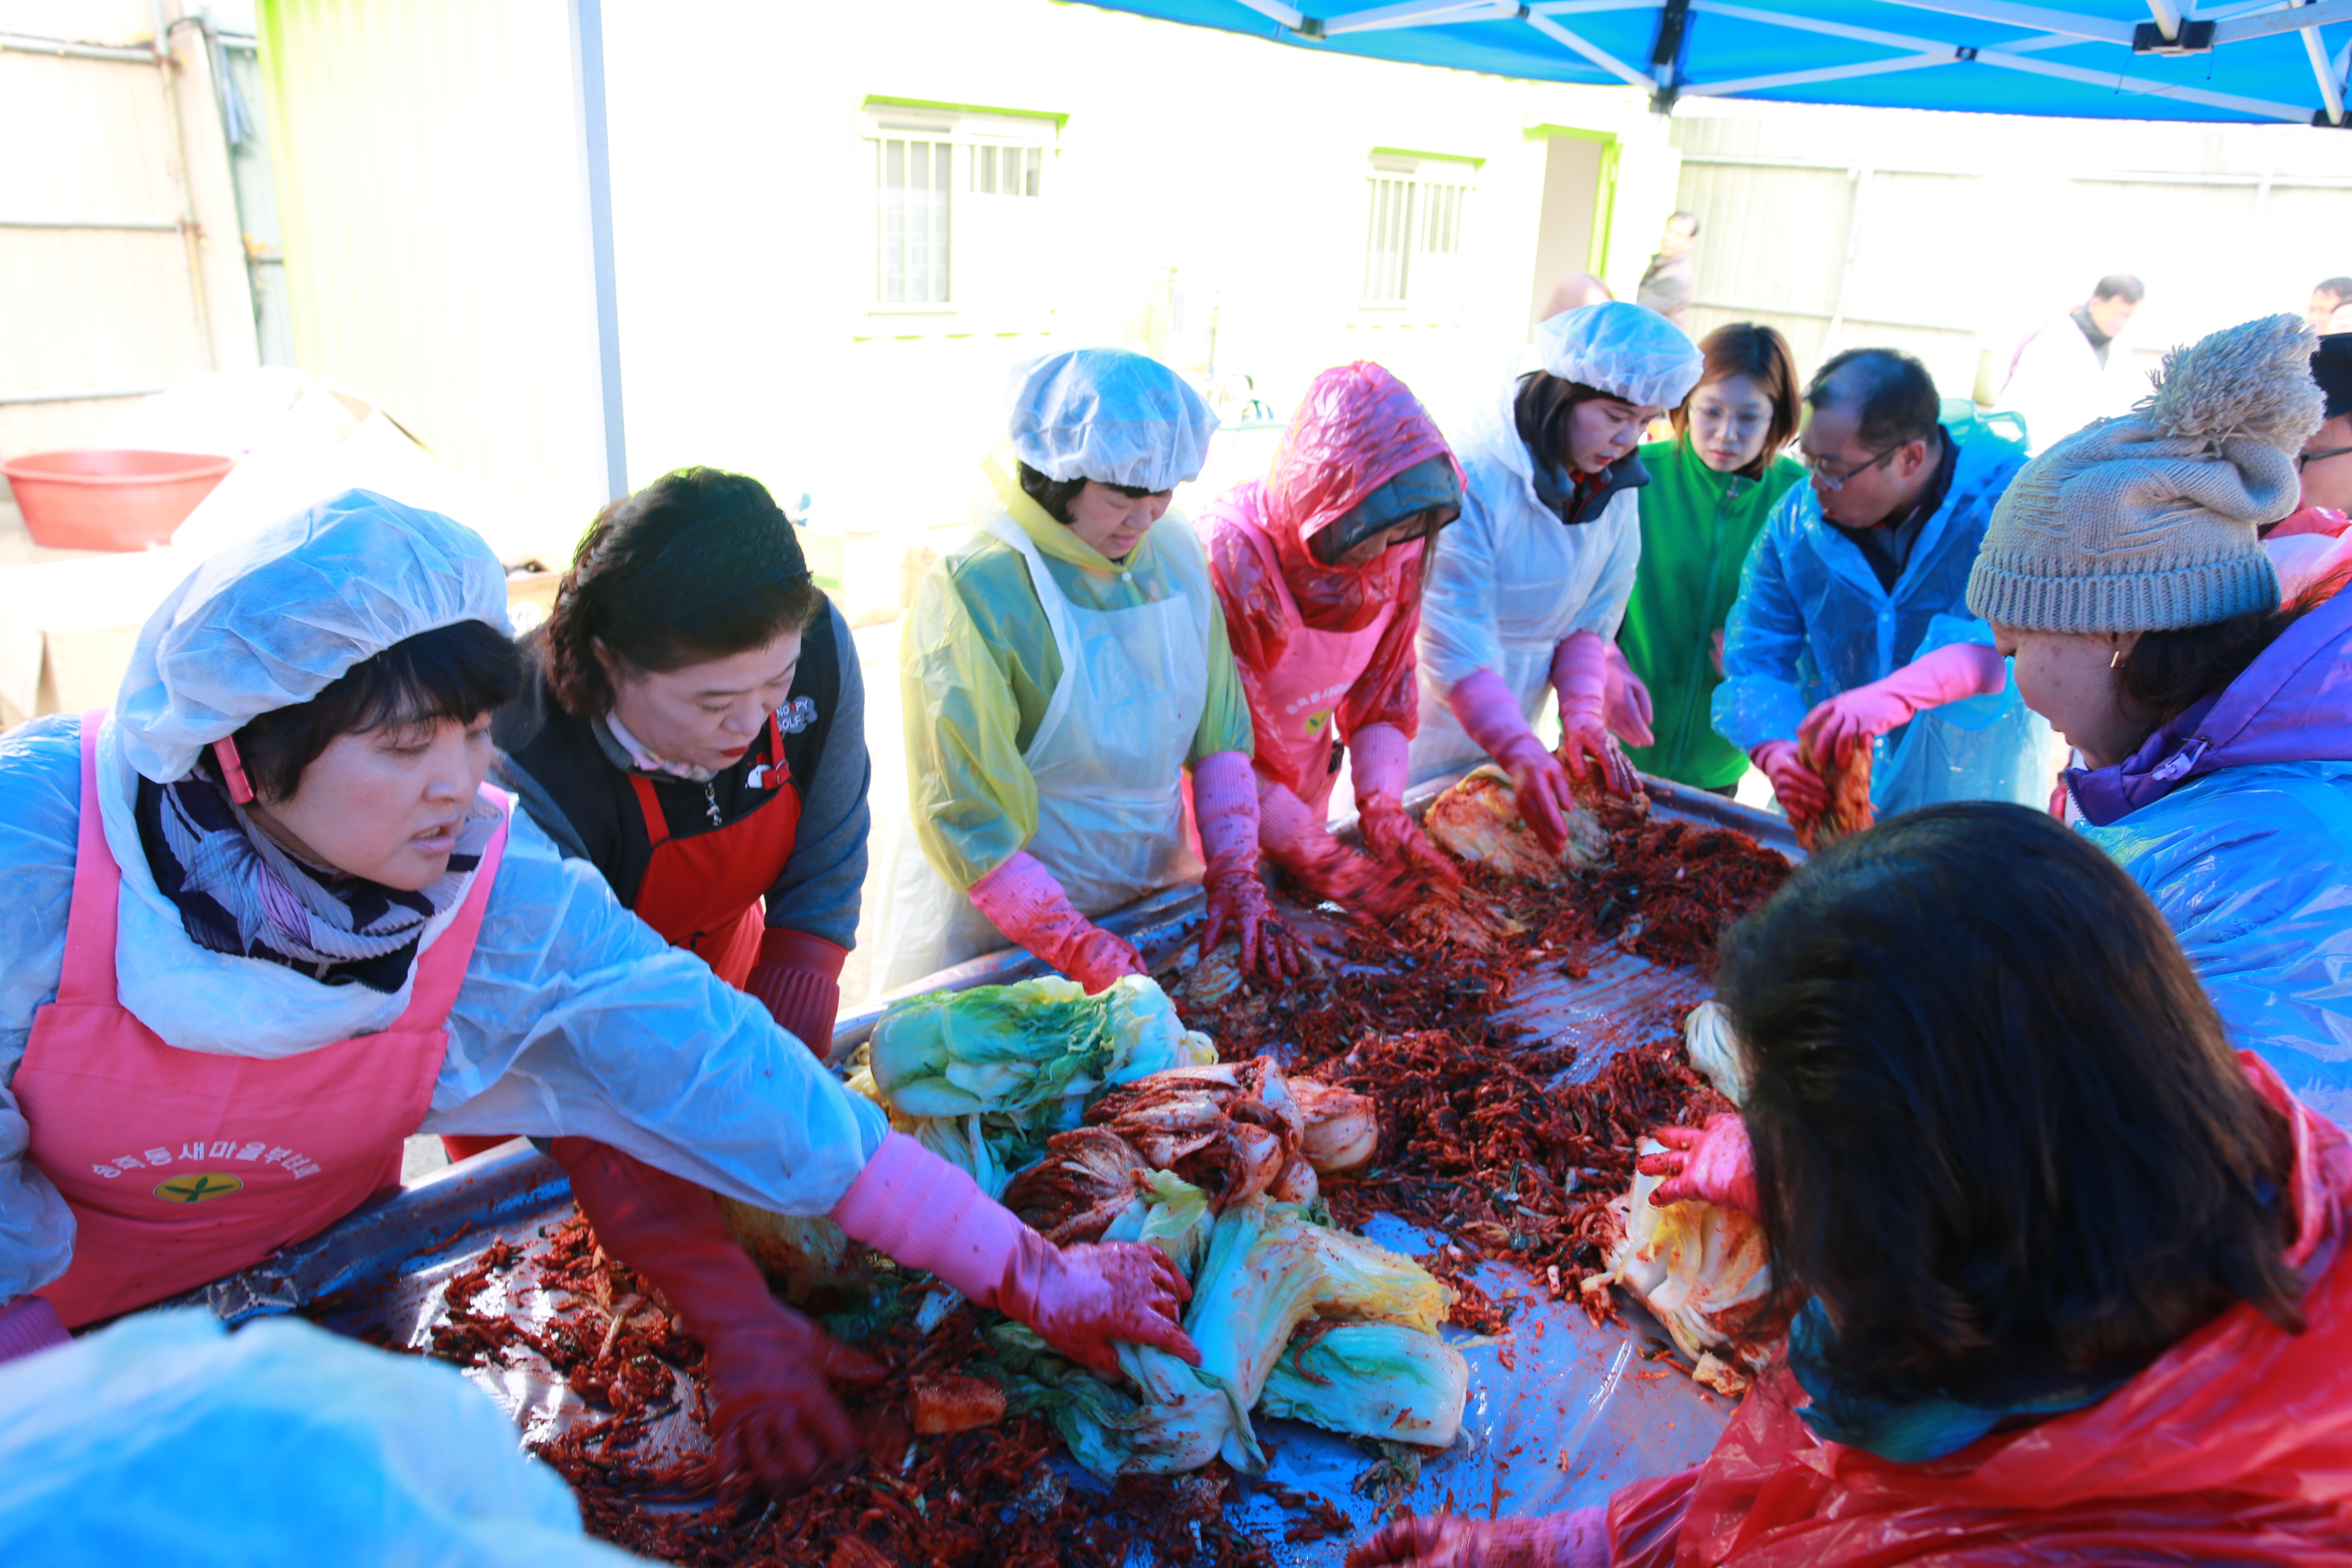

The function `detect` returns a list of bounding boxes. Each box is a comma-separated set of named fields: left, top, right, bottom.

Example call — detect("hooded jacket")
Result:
left=1202, top=361, right=1460, bottom=801
left=2070, top=584, right=2352, bottom=1122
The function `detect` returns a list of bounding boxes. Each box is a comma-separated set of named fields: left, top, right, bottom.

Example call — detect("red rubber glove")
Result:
left=1350, top=724, right=1460, bottom=888
left=1550, top=631, right=1640, bottom=796
left=1196, top=750, right=1306, bottom=979
left=1448, top=668, right=1575, bottom=856
left=743, top=928, right=847, bottom=1060
left=1345, top=1506, right=1609, bottom=1568
left=1798, top=642, right=2008, bottom=767
left=546, top=1138, right=884, bottom=1495
left=1602, top=641, right=1656, bottom=748
left=968, top=851, right=1146, bottom=994
left=1257, top=770, right=1404, bottom=912
left=0, top=1294, right=69, bottom=1365
left=1637, top=1114, right=1758, bottom=1216
left=1750, top=739, right=1826, bottom=816
left=831, top=1133, right=1199, bottom=1377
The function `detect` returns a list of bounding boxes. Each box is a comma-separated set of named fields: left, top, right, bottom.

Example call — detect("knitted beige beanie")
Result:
left=1967, top=314, right=2323, bottom=633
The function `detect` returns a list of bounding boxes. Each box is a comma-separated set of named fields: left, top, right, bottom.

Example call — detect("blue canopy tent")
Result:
left=1076, top=0, right=2352, bottom=125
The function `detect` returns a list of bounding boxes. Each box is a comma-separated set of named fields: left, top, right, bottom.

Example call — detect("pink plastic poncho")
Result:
left=1607, top=1054, right=2352, bottom=1567
left=1202, top=361, right=1461, bottom=807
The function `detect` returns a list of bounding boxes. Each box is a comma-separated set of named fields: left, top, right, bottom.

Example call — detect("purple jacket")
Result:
left=2069, top=586, right=2352, bottom=828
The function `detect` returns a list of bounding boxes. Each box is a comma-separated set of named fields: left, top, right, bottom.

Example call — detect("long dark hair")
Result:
left=1512, top=372, right=1624, bottom=472
left=2115, top=568, right=2342, bottom=731
left=1717, top=804, right=2303, bottom=1406
left=1669, top=322, right=1801, bottom=479
left=543, top=467, right=821, bottom=716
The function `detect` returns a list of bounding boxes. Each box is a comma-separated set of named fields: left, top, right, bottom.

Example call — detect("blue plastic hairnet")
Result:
left=0, top=1313, right=636, bottom=1566
left=1006, top=348, right=1219, bottom=491
left=115, top=488, right=511, bottom=783
left=1534, top=302, right=1705, bottom=410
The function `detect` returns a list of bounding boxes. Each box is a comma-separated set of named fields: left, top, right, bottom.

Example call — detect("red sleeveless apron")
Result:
left=625, top=709, right=801, bottom=989
left=15, top=712, right=508, bottom=1327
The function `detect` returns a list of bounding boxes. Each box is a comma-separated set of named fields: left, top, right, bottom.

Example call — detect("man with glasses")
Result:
left=1713, top=349, right=2054, bottom=821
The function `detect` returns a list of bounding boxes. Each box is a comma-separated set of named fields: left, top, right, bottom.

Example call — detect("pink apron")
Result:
left=1228, top=520, right=1396, bottom=816
left=16, top=712, right=508, bottom=1327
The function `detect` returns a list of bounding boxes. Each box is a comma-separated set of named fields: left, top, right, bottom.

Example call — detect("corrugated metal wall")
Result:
left=258, top=0, right=604, bottom=554
left=0, top=1, right=249, bottom=456
left=1668, top=106, right=2352, bottom=401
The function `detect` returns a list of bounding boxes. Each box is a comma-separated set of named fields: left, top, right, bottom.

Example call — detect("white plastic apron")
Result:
left=880, top=511, right=1211, bottom=992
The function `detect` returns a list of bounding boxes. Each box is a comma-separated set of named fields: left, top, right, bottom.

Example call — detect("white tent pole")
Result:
left=1975, top=42, right=2315, bottom=116
left=2299, top=0, right=2347, bottom=121
left=1324, top=0, right=1517, bottom=31
left=1680, top=52, right=1954, bottom=96
left=1525, top=10, right=1657, bottom=85
left=2214, top=0, right=2352, bottom=43
left=1855, top=0, right=2134, bottom=45
left=2144, top=0, right=2184, bottom=40
left=1233, top=0, right=1311, bottom=28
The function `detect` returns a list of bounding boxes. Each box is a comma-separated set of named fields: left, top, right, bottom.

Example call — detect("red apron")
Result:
left=626, top=710, right=802, bottom=989
left=17, top=712, right=508, bottom=1327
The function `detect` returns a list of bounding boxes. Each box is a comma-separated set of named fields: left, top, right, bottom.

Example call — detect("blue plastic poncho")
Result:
left=1711, top=425, right=2054, bottom=815
left=0, top=1313, right=639, bottom=1565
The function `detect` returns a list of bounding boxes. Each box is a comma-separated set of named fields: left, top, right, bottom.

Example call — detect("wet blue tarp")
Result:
left=1077, top=0, right=2352, bottom=126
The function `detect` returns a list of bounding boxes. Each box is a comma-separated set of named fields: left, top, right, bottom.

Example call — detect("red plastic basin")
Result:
left=1, top=448, right=236, bottom=551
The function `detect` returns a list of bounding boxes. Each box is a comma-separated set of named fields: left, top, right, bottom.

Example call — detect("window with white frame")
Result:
left=1361, top=154, right=1476, bottom=309
left=861, top=104, right=1056, bottom=322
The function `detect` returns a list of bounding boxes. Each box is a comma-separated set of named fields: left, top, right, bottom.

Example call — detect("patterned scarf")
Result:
left=135, top=771, right=501, bottom=993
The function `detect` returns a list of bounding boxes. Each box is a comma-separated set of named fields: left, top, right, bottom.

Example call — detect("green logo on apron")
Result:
left=154, top=1172, right=244, bottom=1204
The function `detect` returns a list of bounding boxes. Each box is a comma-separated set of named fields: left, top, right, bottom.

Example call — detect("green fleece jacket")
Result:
left=1618, top=437, right=1807, bottom=790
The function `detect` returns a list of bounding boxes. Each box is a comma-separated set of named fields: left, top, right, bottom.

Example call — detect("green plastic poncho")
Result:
left=1617, top=437, right=1806, bottom=791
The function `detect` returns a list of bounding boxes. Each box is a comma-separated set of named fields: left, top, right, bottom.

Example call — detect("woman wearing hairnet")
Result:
left=1200, top=361, right=1464, bottom=902
left=886, top=349, right=1303, bottom=993
left=1411, top=304, right=1705, bottom=854
left=0, top=491, right=1196, bottom=1494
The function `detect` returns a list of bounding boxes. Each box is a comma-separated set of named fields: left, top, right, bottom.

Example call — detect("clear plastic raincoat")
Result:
left=1710, top=426, right=2054, bottom=815
left=0, top=492, right=888, bottom=1301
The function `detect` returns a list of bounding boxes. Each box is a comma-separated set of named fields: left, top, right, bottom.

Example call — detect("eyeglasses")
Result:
left=1802, top=440, right=1905, bottom=492
left=2299, top=445, right=2352, bottom=472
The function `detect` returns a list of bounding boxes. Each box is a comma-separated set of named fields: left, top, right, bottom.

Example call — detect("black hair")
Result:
left=1672, top=322, right=1803, bottom=479
left=543, top=467, right=821, bottom=716
left=2092, top=273, right=2146, bottom=304
left=1015, top=461, right=1161, bottom=526
left=1719, top=803, right=2303, bottom=1408
left=2316, top=276, right=2352, bottom=300
left=1669, top=210, right=1699, bottom=237
left=2114, top=571, right=2339, bottom=735
left=216, top=620, right=522, bottom=803
left=1512, top=371, right=1634, bottom=472
left=1806, top=348, right=1942, bottom=451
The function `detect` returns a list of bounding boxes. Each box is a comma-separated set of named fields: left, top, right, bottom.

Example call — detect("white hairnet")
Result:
left=1534, top=302, right=1705, bottom=410
left=115, top=488, right=511, bottom=783
left=1006, top=348, right=1219, bottom=491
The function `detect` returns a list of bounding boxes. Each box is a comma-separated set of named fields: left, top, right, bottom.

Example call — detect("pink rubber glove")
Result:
left=1448, top=668, right=1575, bottom=856
left=743, top=928, right=846, bottom=1060
left=2269, top=530, right=2352, bottom=607
left=1345, top=1506, right=1609, bottom=1568
left=1195, top=750, right=1306, bottom=980
left=1349, top=724, right=1461, bottom=888
left=1257, top=770, right=1398, bottom=911
left=0, top=1295, right=69, bottom=1365
left=1751, top=739, right=1826, bottom=816
left=1798, top=642, right=2008, bottom=767
left=831, top=1134, right=1199, bottom=1376
left=1637, top=1114, right=1758, bottom=1216
left=1602, top=642, right=1656, bottom=748
left=1549, top=631, right=1640, bottom=796
left=2269, top=505, right=2350, bottom=540
left=968, top=851, right=1145, bottom=994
